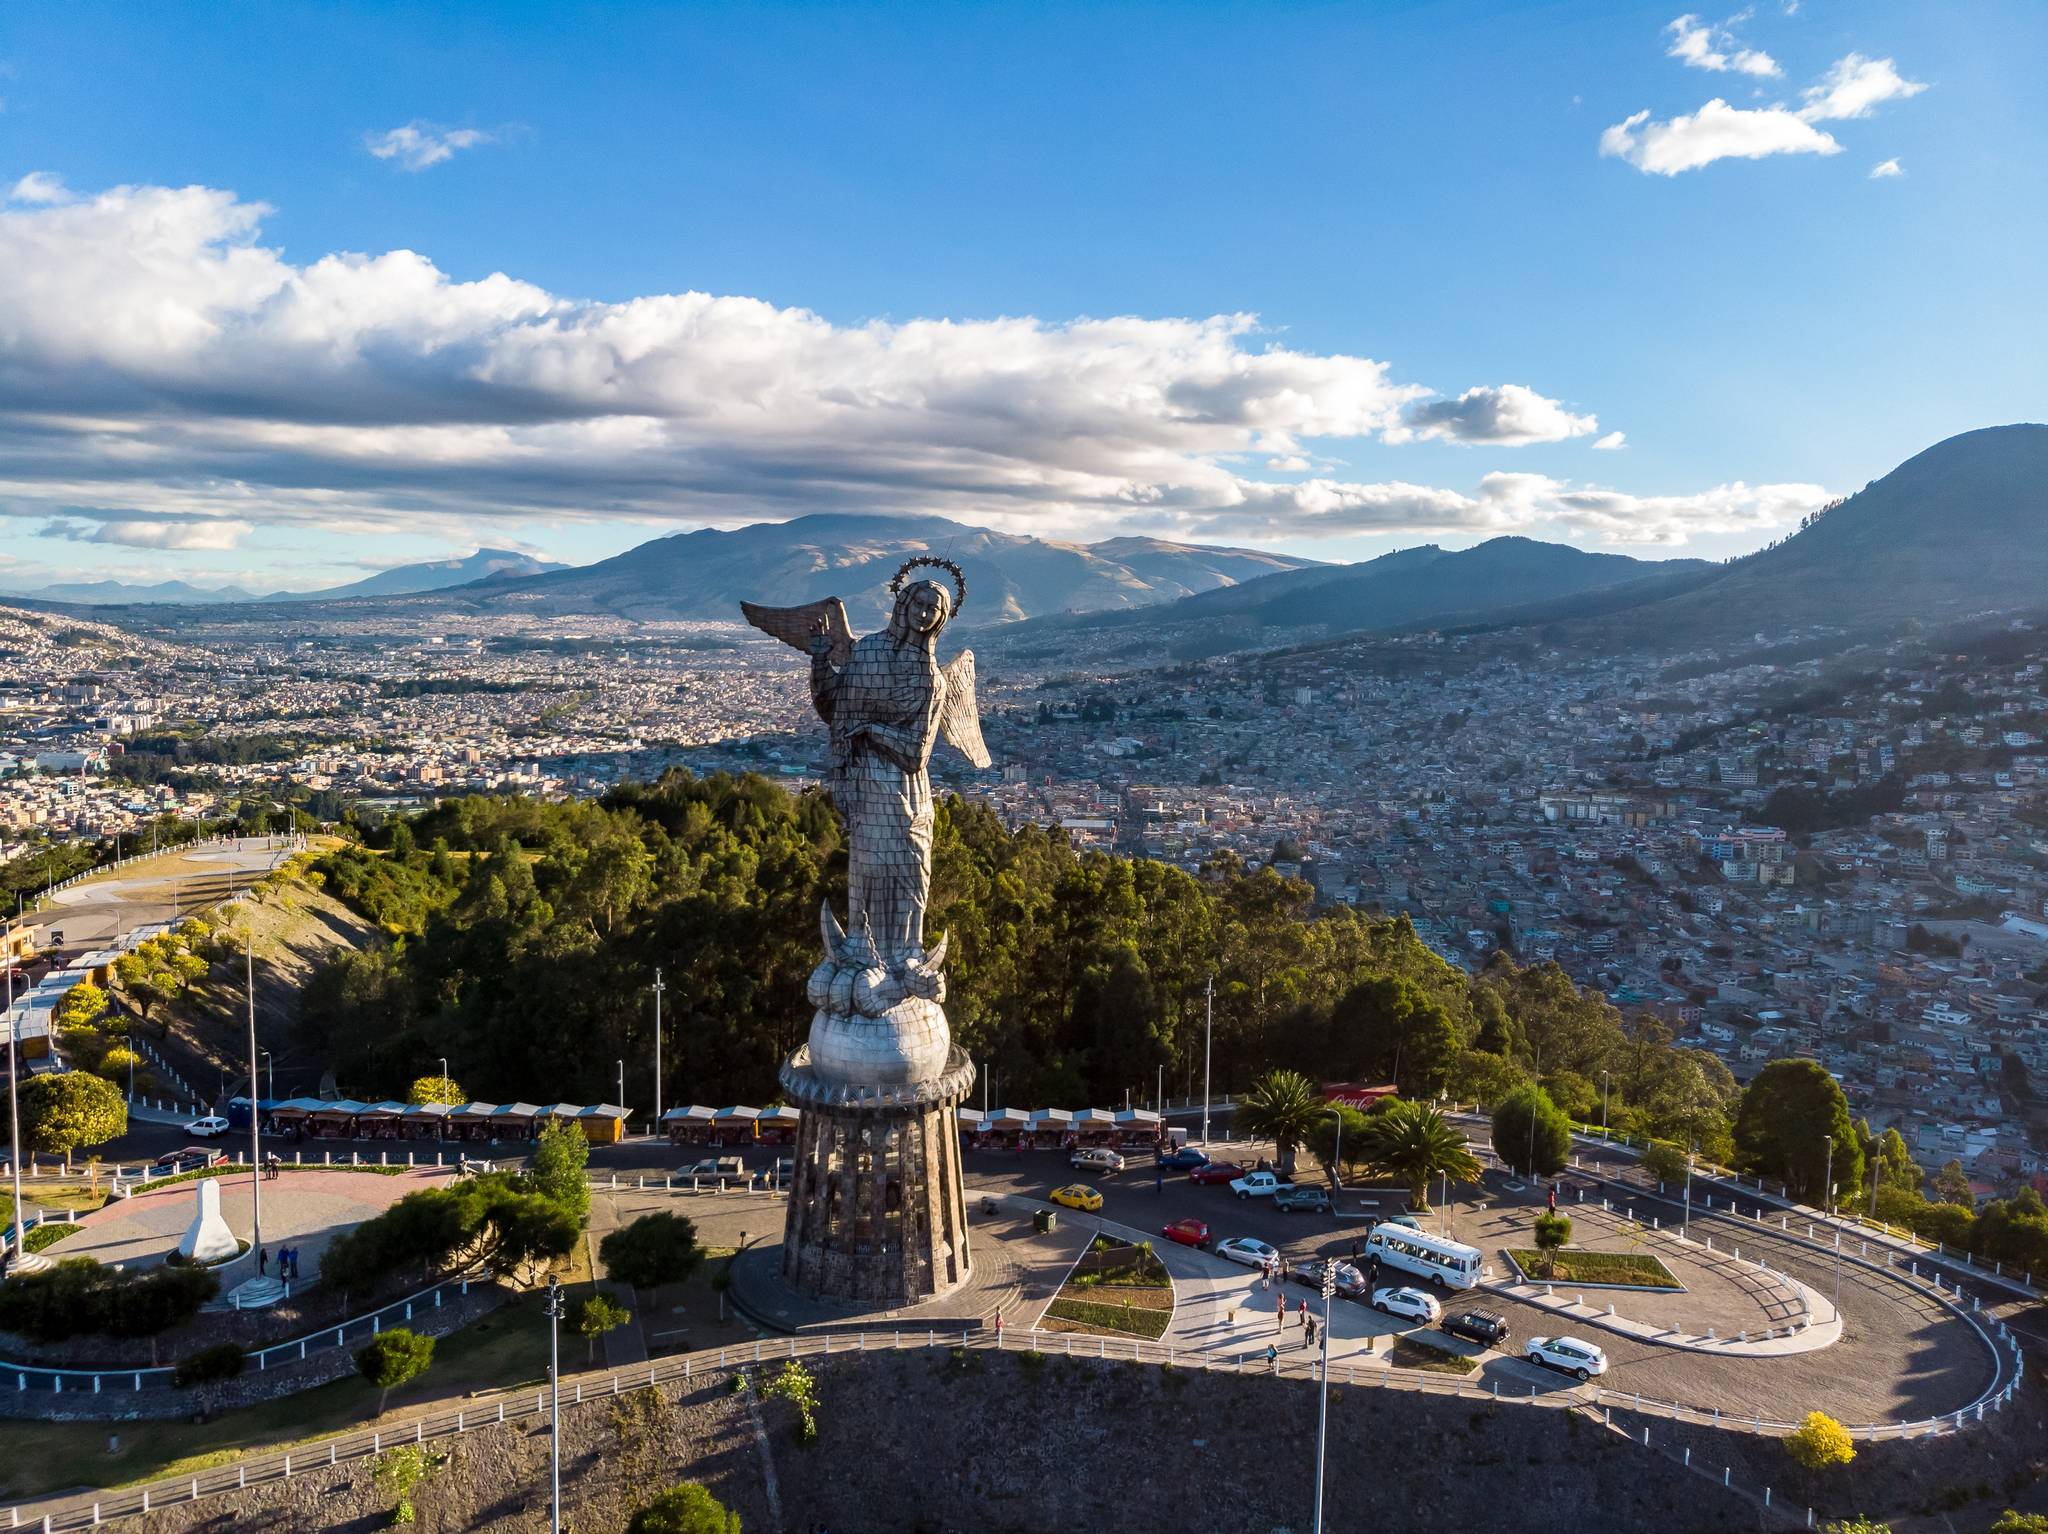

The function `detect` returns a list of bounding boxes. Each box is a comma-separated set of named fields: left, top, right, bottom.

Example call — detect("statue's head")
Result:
left=889, top=578, right=952, bottom=645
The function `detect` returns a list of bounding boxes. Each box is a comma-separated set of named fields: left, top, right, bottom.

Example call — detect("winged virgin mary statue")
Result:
left=742, top=557, right=991, bottom=1000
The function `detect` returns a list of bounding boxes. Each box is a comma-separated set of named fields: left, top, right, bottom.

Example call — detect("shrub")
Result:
left=760, top=1359, right=820, bottom=1443
left=600, top=1212, right=704, bottom=1291
left=1490, top=1086, right=1571, bottom=1177
left=0, top=1256, right=217, bottom=1342
left=356, top=1328, right=435, bottom=1411
left=1641, top=1141, right=1690, bottom=1186
left=527, top=1120, right=591, bottom=1226
left=626, top=1481, right=741, bottom=1534
left=172, top=1343, right=247, bottom=1389
left=570, top=1292, right=631, bottom=1362
left=1786, top=1410, right=1856, bottom=1470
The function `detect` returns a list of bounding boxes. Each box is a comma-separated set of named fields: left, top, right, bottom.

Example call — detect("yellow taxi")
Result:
left=1049, top=1183, right=1103, bottom=1213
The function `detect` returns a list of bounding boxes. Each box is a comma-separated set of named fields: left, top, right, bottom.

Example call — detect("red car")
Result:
left=1188, top=1161, right=1245, bottom=1186
left=1162, top=1218, right=1212, bottom=1249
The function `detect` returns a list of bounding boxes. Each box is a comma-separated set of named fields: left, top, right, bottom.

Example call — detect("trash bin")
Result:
left=1035, top=1208, right=1057, bottom=1234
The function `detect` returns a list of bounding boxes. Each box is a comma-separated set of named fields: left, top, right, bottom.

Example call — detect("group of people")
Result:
left=256, top=1244, right=303, bottom=1281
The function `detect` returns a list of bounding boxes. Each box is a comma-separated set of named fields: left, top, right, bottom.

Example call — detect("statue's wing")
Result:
left=739, top=597, right=854, bottom=667
left=937, top=649, right=993, bottom=769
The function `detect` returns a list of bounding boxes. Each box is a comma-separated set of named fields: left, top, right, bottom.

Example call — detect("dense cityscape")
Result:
left=7, top=594, right=2046, bottom=1211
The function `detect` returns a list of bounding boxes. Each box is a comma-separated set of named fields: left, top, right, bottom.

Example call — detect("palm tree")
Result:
left=1360, top=1100, right=1481, bottom=1212
left=1235, top=1070, right=1325, bottom=1173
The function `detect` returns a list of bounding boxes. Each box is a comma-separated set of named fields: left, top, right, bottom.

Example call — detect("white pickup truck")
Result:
left=1229, top=1170, right=1285, bottom=1200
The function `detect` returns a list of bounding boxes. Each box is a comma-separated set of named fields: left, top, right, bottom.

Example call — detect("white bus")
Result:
left=1363, top=1224, right=1483, bottom=1290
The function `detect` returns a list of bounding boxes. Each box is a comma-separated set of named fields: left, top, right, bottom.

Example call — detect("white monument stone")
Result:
left=176, top=1176, right=238, bottom=1264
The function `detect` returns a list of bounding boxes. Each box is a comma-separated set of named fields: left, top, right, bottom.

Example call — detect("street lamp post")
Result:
left=5, top=957, right=28, bottom=1273
left=244, top=929, right=262, bottom=1276
left=1312, top=1257, right=1337, bottom=1534
left=1682, top=1146, right=1694, bottom=1240
left=1325, top=1105, right=1345, bottom=1192
left=261, top=1050, right=272, bottom=1101
left=544, top=1276, right=565, bottom=1534
left=1201, top=975, right=1214, bottom=1148
left=650, top=967, right=666, bottom=1134
left=1822, top=1133, right=1835, bottom=1219
left=616, top=1059, right=625, bottom=1116
left=1600, top=1072, right=1610, bottom=1138
left=438, top=1058, right=448, bottom=1092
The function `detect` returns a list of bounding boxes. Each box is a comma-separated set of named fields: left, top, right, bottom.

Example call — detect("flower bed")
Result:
left=1505, top=1248, right=1681, bottom=1289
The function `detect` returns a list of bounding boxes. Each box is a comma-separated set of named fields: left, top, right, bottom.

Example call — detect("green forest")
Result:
left=299, top=770, right=1736, bottom=1155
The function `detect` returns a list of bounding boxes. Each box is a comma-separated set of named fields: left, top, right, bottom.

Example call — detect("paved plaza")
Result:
left=57, top=1168, right=448, bottom=1279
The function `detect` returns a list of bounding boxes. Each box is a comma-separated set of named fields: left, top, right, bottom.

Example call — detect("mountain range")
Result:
left=0, top=548, right=564, bottom=606
left=8, top=425, right=2043, bottom=654
left=405, top=515, right=1322, bottom=627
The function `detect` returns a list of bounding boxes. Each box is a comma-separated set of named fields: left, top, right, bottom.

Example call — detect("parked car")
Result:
left=1229, top=1170, right=1285, bottom=1200
left=181, top=1115, right=230, bottom=1139
left=1526, top=1335, right=1608, bottom=1380
left=1188, top=1161, right=1245, bottom=1186
left=1272, top=1184, right=1330, bottom=1214
left=1214, top=1236, right=1280, bottom=1270
left=770, top=1157, right=794, bottom=1184
left=1439, top=1309, right=1511, bottom=1348
left=1050, top=1183, right=1103, bottom=1213
left=1156, top=1146, right=1211, bottom=1171
left=1070, top=1146, right=1125, bottom=1174
left=679, top=1156, right=746, bottom=1181
left=1161, top=1217, right=1212, bottom=1249
left=1286, top=1258, right=1368, bottom=1299
left=155, top=1146, right=227, bottom=1173
left=1370, top=1286, right=1443, bottom=1324
left=1379, top=1213, right=1423, bottom=1230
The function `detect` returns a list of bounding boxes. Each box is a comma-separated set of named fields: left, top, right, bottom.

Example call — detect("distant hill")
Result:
left=0, top=578, right=261, bottom=605
left=0, top=548, right=567, bottom=607
left=1550, top=424, right=2048, bottom=648
left=996, top=536, right=1709, bottom=657
left=418, top=514, right=1320, bottom=626
left=272, top=548, right=566, bottom=601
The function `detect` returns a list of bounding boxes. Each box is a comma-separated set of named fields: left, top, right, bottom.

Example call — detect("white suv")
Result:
left=1526, top=1335, right=1609, bottom=1380
left=1070, top=1147, right=1125, bottom=1173
left=1370, top=1286, right=1443, bottom=1324
left=183, top=1115, right=230, bottom=1138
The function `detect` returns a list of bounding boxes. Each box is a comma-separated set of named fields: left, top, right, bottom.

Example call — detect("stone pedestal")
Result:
left=777, top=1045, right=975, bottom=1307
left=177, top=1176, right=239, bottom=1264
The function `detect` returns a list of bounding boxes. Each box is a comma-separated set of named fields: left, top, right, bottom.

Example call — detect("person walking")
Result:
left=257, top=1245, right=268, bottom=1276
left=1264, top=1343, right=1278, bottom=1372
left=993, top=1311, right=1003, bottom=1346
left=1275, top=1294, right=1285, bottom=1331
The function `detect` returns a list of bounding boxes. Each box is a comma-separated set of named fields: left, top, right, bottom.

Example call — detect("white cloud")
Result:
left=0, top=180, right=1823, bottom=554
left=1184, top=471, right=1830, bottom=546
left=38, top=516, right=252, bottom=550
left=1601, top=100, right=1839, bottom=175
left=1608, top=32, right=1925, bottom=176
left=1869, top=157, right=1904, bottom=179
left=1592, top=431, right=1628, bottom=451
left=1392, top=385, right=1599, bottom=446
left=1665, top=14, right=1780, bottom=78
left=1797, top=54, right=1926, bottom=122
left=364, top=122, right=495, bottom=171
left=8, top=171, right=70, bottom=205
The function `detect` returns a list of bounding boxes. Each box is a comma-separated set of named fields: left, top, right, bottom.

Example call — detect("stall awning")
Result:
left=714, top=1106, right=761, bottom=1123
left=660, top=1105, right=716, bottom=1124
left=985, top=1108, right=1030, bottom=1130
left=758, top=1106, right=800, bottom=1126
left=1073, top=1108, right=1117, bottom=1129
left=1115, top=1109, right=1162, bottom=1127
left=1029, top=1109, right=1073, bottom=1129
left=491, top=1102, right=543, bottom=1120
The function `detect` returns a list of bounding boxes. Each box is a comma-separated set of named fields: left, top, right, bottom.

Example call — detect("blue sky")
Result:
left=0, top=0, right=2040, bottom=591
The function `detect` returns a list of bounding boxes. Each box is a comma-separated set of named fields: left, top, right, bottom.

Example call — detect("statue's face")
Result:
left=905, top=584, right=946, bottom=635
